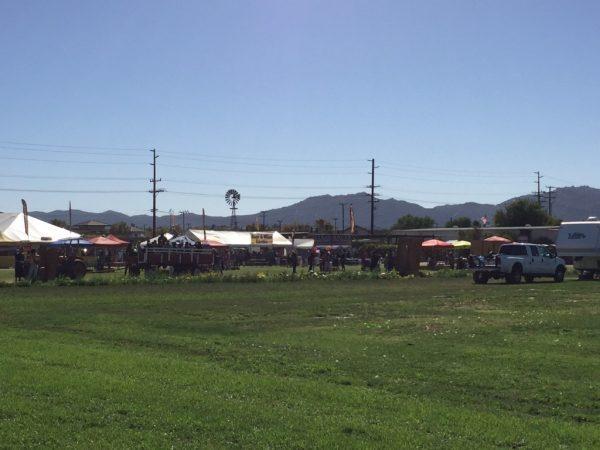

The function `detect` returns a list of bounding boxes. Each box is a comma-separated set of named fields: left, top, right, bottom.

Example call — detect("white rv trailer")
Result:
left=556, top=217, right=600, bottom=278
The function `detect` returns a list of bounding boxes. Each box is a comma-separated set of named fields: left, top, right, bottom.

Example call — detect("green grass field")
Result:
left=1, top=276, right=599, bottom=448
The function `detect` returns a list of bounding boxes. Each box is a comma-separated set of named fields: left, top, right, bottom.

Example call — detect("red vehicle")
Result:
left=128, top=246, right=215, bottom=275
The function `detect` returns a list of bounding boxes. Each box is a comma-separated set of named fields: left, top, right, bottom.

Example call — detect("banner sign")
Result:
left=251, top=233, right=273, bottom=245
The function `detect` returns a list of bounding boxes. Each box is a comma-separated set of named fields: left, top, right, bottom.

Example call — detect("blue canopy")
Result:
left=49, top=237, right=93, bottom=247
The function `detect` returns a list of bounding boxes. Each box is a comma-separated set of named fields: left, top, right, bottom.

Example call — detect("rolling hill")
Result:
left=29, top=186, right=600, bottom=231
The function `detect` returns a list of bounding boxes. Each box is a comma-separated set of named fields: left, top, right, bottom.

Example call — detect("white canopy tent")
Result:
left=186, top=230, right=293, bottom=247
left=139, top=233, right=174, bottom=248
left=293, top=238, right=315, bottom=249
left=168, top=234, right=196, bottom=246
left=0, top=212, right=80, bottom=245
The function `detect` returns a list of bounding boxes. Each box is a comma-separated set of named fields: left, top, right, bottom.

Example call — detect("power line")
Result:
left=381, top=187, right=524, bottom=197
left=2, top=156, right=140, bottom=165
left=160, top=154, right=364, bottom=170
left=378, top=172, right=527, bottom=185
left=0, top=140, right=150, bottom=151
left=0, top=173, right=147, bottom=181
left=165, top=191, right=305, bottom=200
left=379, top=161, right=531, bottom=177
left=163, top=179, right=361, bottom=190
left=0, top=188, right=146, bottom=193
left=379, top=164, right=531, bottom=179
left=161, top=162, right=364, bottom=176
left=0, top=173, right=359, bottom=190
left=0, top=187, right=453, bottom=205
left=159, top=149, right=365, bottom=163
left=0, top=145, right=148, bottom=158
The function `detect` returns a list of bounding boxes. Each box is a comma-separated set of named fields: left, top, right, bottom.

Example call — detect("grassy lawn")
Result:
left=0, top=277, right=598, bottom=448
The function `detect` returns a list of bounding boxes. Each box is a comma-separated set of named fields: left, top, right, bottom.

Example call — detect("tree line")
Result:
left=49, top=199, right=558, bottom=235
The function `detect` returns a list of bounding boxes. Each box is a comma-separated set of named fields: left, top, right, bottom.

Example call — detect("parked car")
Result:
left=556, top=217, right=600, bottom=279
left=472, top=243, right=566, bottom=284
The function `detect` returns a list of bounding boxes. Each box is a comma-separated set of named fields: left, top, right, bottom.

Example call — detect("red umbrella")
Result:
left=106, top=234, right=129, bottom=245
left=89, top=236, right=127, bottom=246
left=422, top=239, right=453, bottom=248
left=484, top=235, right=512, bottom=243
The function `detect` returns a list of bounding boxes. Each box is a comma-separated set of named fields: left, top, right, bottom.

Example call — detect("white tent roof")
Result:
left=0, top=212, right=80, bottom=245
left=139, top=233, right=174, bottom=248
left=186, top=230, right=293, bottom=247
left=293, top=238, right=315, bottom=249
left=168, top=234, right=196, bottom=245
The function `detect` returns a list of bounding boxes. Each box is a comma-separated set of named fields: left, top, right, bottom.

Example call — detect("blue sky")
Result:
left=1, top=0, right=599, bottom=218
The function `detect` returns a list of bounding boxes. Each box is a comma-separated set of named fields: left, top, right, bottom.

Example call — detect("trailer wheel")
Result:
left=69, top=260, right=87, bottom=280
left=473, top=271, right=489, bottom=284
left=554, top=266, right=565, bottom=283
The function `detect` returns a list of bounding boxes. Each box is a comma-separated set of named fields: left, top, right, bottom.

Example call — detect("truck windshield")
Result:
left=499, top=245, right=528, bottom=256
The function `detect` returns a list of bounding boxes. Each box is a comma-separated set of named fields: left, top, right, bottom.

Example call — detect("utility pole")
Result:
left=367, top=158, right=379, bottom=235
left=179, top=210, right=187, bottom=231
left=339, top=202, right=347, bottom=233
left=149, top=149, right=164, bottom=236
left=68, top=201, right=72, bottom=231
left=260, top=211, right=266, bottom=229
left=546, top=186, right=556, bottom=217
left=534, top=171, right=544, bottom=206
left=333, top=217, right=338, bottom=232
left=276, top=219, right=283, bottom=231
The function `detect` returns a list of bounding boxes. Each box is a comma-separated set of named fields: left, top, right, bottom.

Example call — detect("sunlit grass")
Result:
left=0, top=277, right=598, bottom=447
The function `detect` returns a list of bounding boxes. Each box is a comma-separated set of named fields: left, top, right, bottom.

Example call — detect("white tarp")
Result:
left=186, top=230, right=292, bottom=247
left=0, top=212, right=80, bottom=244
left=293, top=238, right=315, bottom=249
left=139, top=233, right=174, bottom=248
left=168, top=234, right=196, bottom=246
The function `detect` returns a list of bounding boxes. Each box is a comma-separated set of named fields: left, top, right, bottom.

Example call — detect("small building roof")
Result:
left=75, top=220, right=108, bottom=226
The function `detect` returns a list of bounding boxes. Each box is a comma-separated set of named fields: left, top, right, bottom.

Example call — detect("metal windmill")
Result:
left=225, top=189, right=241, bottom=229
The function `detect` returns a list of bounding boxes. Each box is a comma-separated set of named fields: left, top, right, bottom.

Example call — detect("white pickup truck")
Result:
left=472, top=243, right=566, bottom=284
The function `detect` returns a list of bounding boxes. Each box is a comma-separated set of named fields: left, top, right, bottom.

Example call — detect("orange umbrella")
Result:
left=89, top=236, right=127, bottom=246
left=422, top=239, right=453, bottom=248
left=106, top=234, right=129, bottom=245
left=484, top=235, right=512, bottom=243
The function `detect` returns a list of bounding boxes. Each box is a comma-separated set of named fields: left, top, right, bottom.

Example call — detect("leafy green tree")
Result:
left=392, top=215, right=435, bottom=230
left=109, top=221, right=131, bottom=236
left=445, top=216, right=472, bottom=228
left=281, top=222, right=311, bottom=232
left=494, top=200, right=556, bottom=227
left=314, top=218, right=334, bottom=232
left=50, top=218, right=68, bottom=228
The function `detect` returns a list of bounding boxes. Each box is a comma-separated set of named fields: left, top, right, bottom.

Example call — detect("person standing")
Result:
left=14, top=247, right=25, bottom=282
left=290, top=250, right=298, bottom=274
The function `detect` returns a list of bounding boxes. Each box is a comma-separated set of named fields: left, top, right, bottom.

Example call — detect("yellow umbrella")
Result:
left=447, top=240, right=471, bottom=249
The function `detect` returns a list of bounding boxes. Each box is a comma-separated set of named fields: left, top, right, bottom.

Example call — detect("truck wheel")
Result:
left=69, top=261, right=87, bottom=280
left=554, top=266, right=565, bottom=283
left=524, top=275, right=534, bottom=283
left=508, top=265, right=522, bottom=284
left=473, top=271, right=489, bottom=284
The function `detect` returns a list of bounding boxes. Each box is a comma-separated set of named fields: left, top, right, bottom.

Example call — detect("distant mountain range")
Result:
left=29, top=186, right=600, bottom=230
